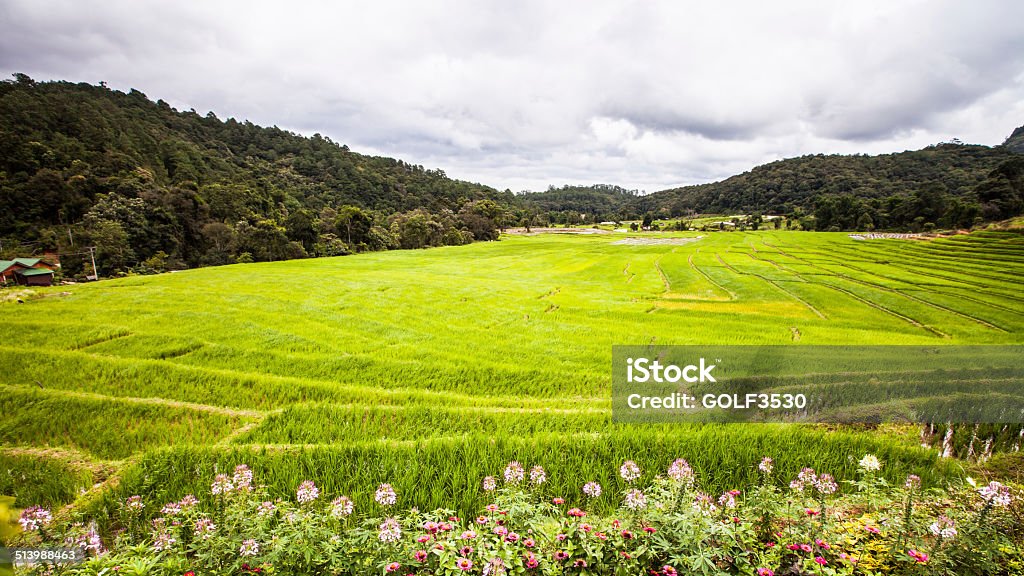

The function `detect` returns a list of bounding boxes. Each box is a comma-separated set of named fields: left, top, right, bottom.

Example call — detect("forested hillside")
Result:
left=0, top=75, right=518, bottom=276
left=514, top=184, right=640, bottom=224
left=634, top=141, right=1024, bottom=231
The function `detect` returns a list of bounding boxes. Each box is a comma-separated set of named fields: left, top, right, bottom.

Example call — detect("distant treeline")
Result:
left=636, top=142, right=1024, bottom=231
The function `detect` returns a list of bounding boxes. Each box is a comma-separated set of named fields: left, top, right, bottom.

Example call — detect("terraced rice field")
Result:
left=2, top=230, right=1023, bottom=518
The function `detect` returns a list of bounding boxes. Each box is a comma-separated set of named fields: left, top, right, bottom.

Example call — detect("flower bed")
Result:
left=12, top=455, right=1024, bottom=575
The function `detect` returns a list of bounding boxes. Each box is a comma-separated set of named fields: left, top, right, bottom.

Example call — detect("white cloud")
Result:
left=1, top=0, right=1022, bottom=192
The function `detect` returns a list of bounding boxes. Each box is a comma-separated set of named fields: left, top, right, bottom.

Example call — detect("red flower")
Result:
left=643, top=526, right=656, bottom=534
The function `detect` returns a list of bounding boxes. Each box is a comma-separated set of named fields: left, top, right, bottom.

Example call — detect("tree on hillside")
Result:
left=334, top=205, right=373, bottom=248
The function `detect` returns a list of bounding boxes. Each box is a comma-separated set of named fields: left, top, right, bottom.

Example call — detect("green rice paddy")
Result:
left=2, top=230, right=1023, bottom=516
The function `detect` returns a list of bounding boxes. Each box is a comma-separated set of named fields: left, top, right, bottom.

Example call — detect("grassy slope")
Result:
left=2, top=230, right=1023, bottom=513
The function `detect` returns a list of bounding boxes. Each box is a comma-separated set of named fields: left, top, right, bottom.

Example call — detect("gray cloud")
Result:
left=2, top=0, right=1023, bottom=192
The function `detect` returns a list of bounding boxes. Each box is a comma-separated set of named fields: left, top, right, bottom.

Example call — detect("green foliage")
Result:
left=515, top=184, right=641, bottom=224
left=0, top=387, right=248, bottom=460
left=0, top=77, right=509, bottom=274
left=14, top=463, right=1024, bottom=576
left=0, top=452, right=94, bottom=508
left=639, top=143, right=1024, bottom=230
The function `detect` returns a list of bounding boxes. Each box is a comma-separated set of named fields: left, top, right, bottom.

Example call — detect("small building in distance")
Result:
left=15, top=267, right=54, bottom=286
left=0, top=257, right=58, bottom=287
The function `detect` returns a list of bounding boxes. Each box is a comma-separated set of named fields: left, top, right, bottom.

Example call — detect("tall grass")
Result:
left=0, top=387, right=247, bottom=459
left=93, top=426, right=955, bottom=524
left=0, top=453, right=94, bottom=507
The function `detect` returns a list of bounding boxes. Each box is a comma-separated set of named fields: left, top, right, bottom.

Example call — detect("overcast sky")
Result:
left=2, top=0, right=1024, bottom=193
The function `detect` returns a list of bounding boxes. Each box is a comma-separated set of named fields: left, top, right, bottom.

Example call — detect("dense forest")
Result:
left=635, top=140, right=1024, bottom=231
left=2, top=75, right=1023, bottom=278
left=514, top=184, right=640, bottom=224
left=0, top=75, right=528, bottom=276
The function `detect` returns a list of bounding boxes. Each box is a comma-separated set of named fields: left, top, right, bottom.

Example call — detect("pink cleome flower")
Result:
left=375, top=483, right=397, bottom=506
left=619, top=460, right=642, bottom=483
left=330, top=496, right=354, bottom=518
left=18, top=507, right=52, bottom=532
left=529, top=465, right=547, bottom=485
left=296, top=480, right=319, bottom=504
left=211, top=474, right=234, bottom=495
left=504, top=461, right=525, bottom=484
left=668, top=459, right=694, bottom=483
